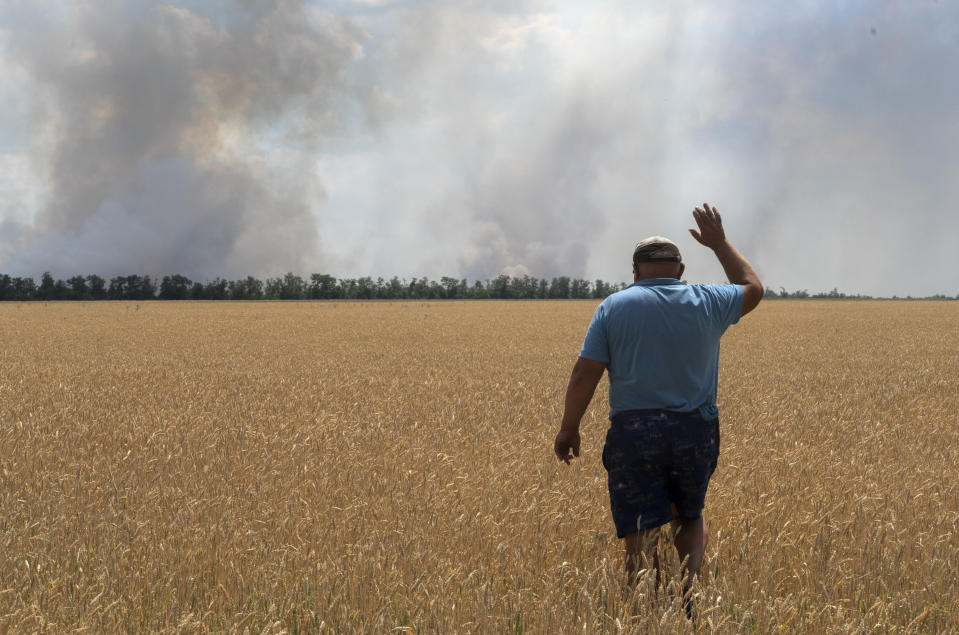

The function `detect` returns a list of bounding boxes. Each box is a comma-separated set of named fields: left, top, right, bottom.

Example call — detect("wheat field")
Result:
left=1, top=300, right=957, bottom=633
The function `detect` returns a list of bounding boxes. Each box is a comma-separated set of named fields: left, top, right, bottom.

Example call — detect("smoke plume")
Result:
left=1, top=0, right=367, bottom=279
left=2, top=1, right=958, bottom=296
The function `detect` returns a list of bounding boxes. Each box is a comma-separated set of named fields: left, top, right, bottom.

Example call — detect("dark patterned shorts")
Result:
left=602, top=409, right=720, bottom=537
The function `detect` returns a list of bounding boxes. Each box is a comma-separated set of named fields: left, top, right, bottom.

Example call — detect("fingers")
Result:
left=693, top=204, right=722, bottom=228
left=691, top=203, right=726, bottom=250
left=704, top=203, right=722, bottom=224
left=699, top=203, right=721, bottom=223
left=692, top=208, right=708, bottom=232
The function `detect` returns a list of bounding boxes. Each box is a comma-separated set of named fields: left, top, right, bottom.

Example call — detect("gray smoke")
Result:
left=1, top=0, right=368, bottom=280
left=3, top=1, right=958, bottom=296
left=341, top=1, right=959, bottom=295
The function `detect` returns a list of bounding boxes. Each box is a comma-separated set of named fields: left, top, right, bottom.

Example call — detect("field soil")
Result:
left=1, top=300, right=957, bottom=633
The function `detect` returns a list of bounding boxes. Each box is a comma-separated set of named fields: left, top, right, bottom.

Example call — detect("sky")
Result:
left=1, top=0, right=957, bottom=297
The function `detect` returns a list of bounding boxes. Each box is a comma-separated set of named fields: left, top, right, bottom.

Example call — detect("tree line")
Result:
left=1, top=272, right=954, bottom=301
left=0, top=272, right=627, bottom=301
left=763, top=287, right=957, bottom=300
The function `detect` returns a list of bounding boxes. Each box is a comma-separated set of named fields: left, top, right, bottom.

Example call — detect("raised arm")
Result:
left=689, top=203, right=763, bottom=316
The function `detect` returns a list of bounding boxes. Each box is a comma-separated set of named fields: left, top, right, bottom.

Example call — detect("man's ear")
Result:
left=632, top=262, right=639, bottom=280
left=677, top=262, right=685, bottom=279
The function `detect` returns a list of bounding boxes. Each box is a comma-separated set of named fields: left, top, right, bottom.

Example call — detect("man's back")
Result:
left=580, top=278, right=743, bottom=419
left=553, top=204, right=764, bottom=602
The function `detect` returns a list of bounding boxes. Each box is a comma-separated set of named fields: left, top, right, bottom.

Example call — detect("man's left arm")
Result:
left=554, top=357, right=608, bottom=464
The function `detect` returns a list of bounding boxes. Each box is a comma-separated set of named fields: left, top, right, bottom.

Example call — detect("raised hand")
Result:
left=689, top=203, right=727, bottom=250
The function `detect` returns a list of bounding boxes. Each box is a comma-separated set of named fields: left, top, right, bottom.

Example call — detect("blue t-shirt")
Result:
left=579, top=279, right=743, bottom=420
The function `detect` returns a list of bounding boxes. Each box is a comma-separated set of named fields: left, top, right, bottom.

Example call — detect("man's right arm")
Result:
left=689, top=203, right=763, bottom=316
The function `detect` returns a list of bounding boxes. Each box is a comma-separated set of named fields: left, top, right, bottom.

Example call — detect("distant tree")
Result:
left=189, top=282, right=205, bottom=299
left=159, top=275, right=192, bottom=300
left=129, top=275, right=155, bottom=300
left=0, top=274, right=35, bottom=300
left=472, top=280, right=489, bottom=299
left=53, top=278, right=70, bottom=300
left=355, top=276, right=376, bottom=299
left=227, top=279, right=243, bottom=300
left=38, top=271, right=56, bottom=300
left=489, top=275, right=510, bottom=299
left=67, top=275, right=90, bottom=300
left=264, top=277, right=282, bottom=299
left=332, top=277, right=354, bottom=299
left=592, top=279, right=609, bottom=298
left=570, top=278, right=591, bottom=299
left=440, top=276, right=461, bottom=299
left=548, top=276, right=570, bottom=299
left=279, top=273, right=306, bottom=299
left=309, top=274, right=339, bottom=299
left=107, top=275, right=155, bottom=300
left=385, top=276, right=407, bottom=300
left=507, top=276, right=525, bottom=299
left=374, top=277, right=393, bottom=299
left=509, top=275, right=539, bottom=299
left=0, top=274, right=11, bottom=301
left=245, top=276, right=265, bottom=299
left=13, top=277, right=36, bottom=300
left=537, top=278, right=549, bottom=299
left=408, top=277, right=433, bottom=299
left=108, top=276, right=128, bottom=300
left=229, top=276, right=264, bottom=300
left=204, top=278, right=229, bottom=300
left=87, top=275, right=106, bottom=299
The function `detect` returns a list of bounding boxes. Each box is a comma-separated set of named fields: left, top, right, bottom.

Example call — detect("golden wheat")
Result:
left=1, top=300, right=957, bottom=633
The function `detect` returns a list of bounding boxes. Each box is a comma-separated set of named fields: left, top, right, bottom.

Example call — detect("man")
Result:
left=553, top=203, right=763, bottom=601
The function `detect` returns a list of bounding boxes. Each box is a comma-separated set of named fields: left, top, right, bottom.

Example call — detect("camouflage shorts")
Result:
left=602, top=409, right=720, bottom=537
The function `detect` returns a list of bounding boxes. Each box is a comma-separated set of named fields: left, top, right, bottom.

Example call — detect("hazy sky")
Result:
left=1, top=0, right=957, bottom=296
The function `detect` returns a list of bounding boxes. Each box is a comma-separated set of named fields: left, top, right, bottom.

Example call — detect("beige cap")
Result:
left=633, top=236, right=682, bottom=263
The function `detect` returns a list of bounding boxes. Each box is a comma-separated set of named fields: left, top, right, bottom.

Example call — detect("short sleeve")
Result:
left=579, top=301, right=611, bottom=363
left=708, top=284, right=744, bottom=329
